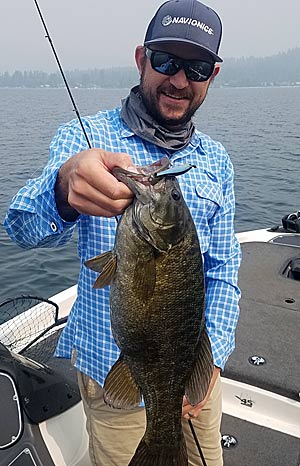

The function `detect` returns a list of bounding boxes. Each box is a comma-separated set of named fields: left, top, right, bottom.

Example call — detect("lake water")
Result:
left=0, top=86, right=299, bottom=303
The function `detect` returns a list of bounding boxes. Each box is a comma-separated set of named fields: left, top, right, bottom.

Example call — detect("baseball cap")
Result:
left=144, top=0, right=223, bottom=62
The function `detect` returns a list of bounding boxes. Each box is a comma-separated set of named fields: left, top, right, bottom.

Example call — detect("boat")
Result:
left=0, top=212, right=299, bottom=466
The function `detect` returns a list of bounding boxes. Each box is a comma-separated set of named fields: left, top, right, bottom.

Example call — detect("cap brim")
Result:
left=144, top=38, right=223, bottom=63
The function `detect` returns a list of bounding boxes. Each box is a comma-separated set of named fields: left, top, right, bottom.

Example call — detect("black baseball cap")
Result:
left=144, top=0, right=223, bottom=63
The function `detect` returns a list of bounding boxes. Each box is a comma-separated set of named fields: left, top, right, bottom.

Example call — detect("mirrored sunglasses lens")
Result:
left=186, top=62, right=214, bottom=82
left=151, top=53, right=179, bottom=76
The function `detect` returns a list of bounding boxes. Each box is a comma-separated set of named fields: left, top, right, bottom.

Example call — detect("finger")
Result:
left=182, top=396, right=194, bottom=419
left=69, top=180, right=132, bottom=217
left=102, top=151, right=135, bottom=173
left=98, top=151, right=136, bottom=199
left=69, top=194, right=130, bottom=218
left=188, top=405, right=204, bottom=419
left=79, top=158, right=133, bottom=201
left=182, top=400, right=205, bottom=419
left=182, top=395, right=189, bottom=407
left=183, top=410, right=195, bottom=420
left=182, top=404, right=193, bottom=418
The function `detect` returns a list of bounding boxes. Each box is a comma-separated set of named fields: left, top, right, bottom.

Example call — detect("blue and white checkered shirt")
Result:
left=4, top=106, right=241, bottom=385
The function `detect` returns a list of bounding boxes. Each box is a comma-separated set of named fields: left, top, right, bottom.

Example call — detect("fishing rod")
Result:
left=32, top=0, right=122, bottom=224
left=32, top=0, right=91, bottom=149
left=188, top=419, right=208, bottom=466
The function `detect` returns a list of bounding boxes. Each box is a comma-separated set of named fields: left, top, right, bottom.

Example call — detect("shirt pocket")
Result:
left=195, top=172, right=223, bottom=215
left=193, top=181, right=223, bottom=254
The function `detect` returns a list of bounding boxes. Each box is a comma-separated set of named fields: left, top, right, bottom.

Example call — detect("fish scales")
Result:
left=85, top=158, right=213, bottom=466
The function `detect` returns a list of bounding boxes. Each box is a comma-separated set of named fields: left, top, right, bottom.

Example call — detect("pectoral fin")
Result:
left=132, top=255, right=156, bottom=301
left=103, top=353, right=142, bottom=409
left=185, top=327, right=214, bottom=405
left=84, top=251, right=117, bottom=288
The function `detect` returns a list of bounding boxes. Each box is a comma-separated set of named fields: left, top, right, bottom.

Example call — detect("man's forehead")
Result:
left=148, top=42, right=214, bottom=62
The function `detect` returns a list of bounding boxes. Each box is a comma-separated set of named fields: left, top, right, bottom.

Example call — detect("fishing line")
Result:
left=188, top=419, right=208, bottom=466
left=32, top=0, right=91, bottom=149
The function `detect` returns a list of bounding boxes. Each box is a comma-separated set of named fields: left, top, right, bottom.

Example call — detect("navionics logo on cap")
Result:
left=162, top=15, right=214, bottom=35
left=162, top=15, right=173, bottom=26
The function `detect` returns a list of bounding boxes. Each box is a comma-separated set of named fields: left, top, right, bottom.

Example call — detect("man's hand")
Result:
left=182, top=367, right=221, bottom=419
left=55, top=149, right=135, bottom=221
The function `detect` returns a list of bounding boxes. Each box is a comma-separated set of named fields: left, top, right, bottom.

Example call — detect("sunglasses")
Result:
left=145, top=48, right=215, bottom=83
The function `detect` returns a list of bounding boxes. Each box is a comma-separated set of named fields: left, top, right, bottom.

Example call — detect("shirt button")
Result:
left=50, top=222, right=58, bottom=232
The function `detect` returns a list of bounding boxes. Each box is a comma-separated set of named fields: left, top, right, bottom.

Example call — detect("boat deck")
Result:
left=221, top=241, right=300, bottom=465
left=222, top=414, right=300, bottom=466
left=224, top=241, right=300, bottom=401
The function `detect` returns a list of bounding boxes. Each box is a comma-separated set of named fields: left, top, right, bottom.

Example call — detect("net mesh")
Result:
left=0, top=296, right=64, bottom=364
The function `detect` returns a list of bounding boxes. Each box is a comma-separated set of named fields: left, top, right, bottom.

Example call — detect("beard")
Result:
left=139, top=67, right=208, bottom=128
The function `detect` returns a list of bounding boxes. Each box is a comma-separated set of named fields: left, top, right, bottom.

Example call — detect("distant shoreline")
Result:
left=1, top=47, right=300, bottom=89
left=1, top=84, right=300, bottom=90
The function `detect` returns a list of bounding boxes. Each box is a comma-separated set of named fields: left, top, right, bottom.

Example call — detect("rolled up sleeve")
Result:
left=4, top=120, right=87, bottom=249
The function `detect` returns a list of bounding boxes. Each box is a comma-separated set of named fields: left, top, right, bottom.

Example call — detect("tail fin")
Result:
left=128, top=438, right=188, bottom=466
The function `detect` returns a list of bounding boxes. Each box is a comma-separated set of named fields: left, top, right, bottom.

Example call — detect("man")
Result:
left=4, top=0, right=241, bottom=465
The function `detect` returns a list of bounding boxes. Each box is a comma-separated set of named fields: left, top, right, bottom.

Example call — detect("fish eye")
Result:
left=171, top=189, right=181, bottom=201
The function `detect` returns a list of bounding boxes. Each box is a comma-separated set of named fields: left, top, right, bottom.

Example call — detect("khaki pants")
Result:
left=78, top=372, right=223, bottom=466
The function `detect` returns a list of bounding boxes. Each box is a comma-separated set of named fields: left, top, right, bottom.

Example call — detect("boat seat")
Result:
left=224, top=242, right=300, bottom=401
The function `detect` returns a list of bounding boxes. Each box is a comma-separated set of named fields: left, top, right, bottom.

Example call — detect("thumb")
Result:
left=100, top=151, right=135, bottom=173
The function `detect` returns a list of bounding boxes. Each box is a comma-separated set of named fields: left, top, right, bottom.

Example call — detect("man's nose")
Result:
left=168, top=68, right=189, bottom=89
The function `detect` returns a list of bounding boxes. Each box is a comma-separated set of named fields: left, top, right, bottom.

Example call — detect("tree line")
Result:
left=1, top=48, right=300, bottom=88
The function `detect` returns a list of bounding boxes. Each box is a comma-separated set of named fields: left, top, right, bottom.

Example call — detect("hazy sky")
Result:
left=1, top=0, right=300, bottom=72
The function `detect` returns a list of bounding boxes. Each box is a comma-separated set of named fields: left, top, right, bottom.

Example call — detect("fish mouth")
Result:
left=113, top=158, right=195, bottom=192
left=113, top=157, right=170, bottom=192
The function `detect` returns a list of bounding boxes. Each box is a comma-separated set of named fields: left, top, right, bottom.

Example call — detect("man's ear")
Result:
left=135, top=46, right=146, bottom=75
left=213, top=64, right=221, bottom=78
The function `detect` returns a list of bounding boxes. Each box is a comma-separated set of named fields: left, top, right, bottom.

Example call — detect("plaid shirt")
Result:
left=4, top=106, right=241, bottom=385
